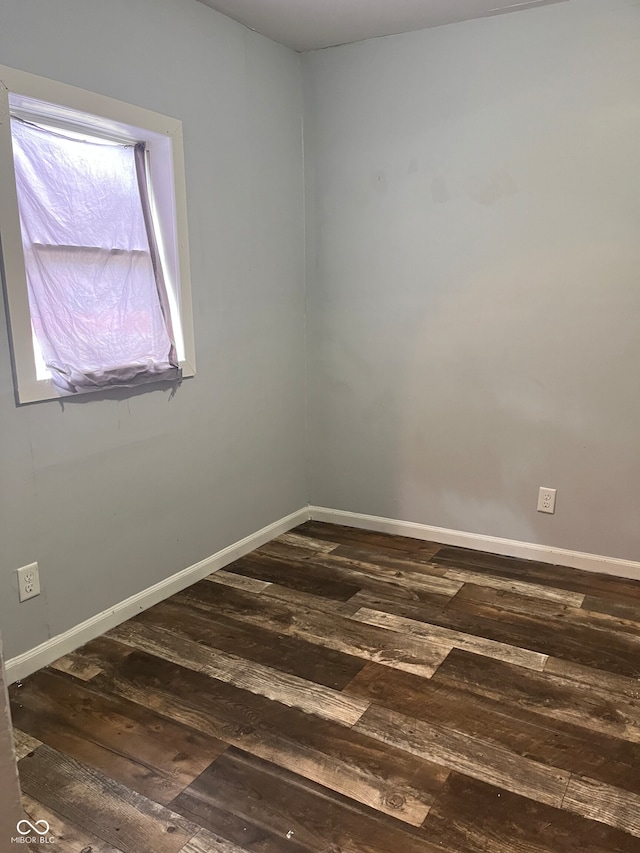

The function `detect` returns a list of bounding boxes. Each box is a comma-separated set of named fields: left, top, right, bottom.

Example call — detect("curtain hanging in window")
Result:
left=10, top=118, right=181, bottom=394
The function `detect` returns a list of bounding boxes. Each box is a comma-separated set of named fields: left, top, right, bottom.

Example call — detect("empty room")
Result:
left=0, top=0, right=639, bottom=850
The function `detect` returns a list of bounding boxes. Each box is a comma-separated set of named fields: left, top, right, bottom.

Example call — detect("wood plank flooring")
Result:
left=9, top=521, right=640, bottom=852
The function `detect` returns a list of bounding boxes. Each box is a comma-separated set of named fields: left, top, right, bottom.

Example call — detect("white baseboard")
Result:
left=309, top=506, right=640, bottom=581
left=7, top=504, right=639, bottom=684
left=5, top=507, right=310, bottom=685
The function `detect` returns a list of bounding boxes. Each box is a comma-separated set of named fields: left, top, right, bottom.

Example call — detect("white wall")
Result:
left=304, top=0, right=640, bottom=561
left=0, top=0, right=306, bottom=658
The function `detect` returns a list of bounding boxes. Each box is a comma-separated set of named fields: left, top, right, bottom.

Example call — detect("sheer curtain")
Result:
left=10, top=118, right=180, bottom=394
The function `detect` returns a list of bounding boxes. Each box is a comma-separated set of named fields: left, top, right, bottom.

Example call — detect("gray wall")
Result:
left=0, top=0, right=306, bottom=658
left=304, top=0, right=640, bottom=561
left=2, top=0, right=639, bottom=663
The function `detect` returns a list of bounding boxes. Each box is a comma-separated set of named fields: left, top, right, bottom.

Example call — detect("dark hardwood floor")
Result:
left=9, top=521, right=640, bottom=852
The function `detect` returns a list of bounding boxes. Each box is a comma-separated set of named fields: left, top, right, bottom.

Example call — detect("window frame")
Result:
left=0, top=65, right=196, bottom=404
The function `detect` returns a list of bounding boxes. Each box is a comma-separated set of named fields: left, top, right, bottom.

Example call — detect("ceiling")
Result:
left=196, top=0, right=568, bottom=52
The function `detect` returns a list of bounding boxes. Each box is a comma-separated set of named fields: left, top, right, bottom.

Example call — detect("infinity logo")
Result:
left=16, top=819, right=50, bottom=836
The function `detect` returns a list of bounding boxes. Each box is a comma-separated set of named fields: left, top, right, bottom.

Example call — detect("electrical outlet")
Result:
left=17, top=562, right=40, bottom=602
left=537, top=487, right=557, bottom=514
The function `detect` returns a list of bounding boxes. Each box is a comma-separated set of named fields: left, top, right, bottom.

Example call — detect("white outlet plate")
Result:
left=537, top=487, right=557, bottom=514
left=17, top=562, right=40, bottom=602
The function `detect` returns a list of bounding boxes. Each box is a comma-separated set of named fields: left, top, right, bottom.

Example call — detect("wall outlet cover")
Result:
left=537, top=487, right=557, bottom=514
left=17, top=562, right=40, bottom=602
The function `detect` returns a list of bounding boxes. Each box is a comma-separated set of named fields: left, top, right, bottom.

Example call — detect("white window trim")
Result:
left=0, top=65, right=196, bottom=404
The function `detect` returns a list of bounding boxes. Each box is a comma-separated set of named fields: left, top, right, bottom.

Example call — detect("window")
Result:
left=0, top=66, right=195, bottom=403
